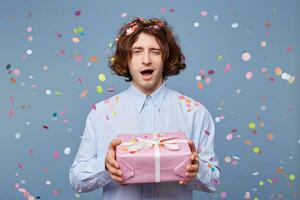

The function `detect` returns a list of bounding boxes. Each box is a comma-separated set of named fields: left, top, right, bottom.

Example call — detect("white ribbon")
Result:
left=120, top=133, right=187, bottom=182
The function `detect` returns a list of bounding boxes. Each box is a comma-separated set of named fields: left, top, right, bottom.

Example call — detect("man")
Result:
left=69, top=17, right=220, bottom=200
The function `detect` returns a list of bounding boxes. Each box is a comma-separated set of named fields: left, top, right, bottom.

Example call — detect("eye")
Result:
left=132, top=49, right=142, bottom=54
left=152, top=51, right=161, bottom=55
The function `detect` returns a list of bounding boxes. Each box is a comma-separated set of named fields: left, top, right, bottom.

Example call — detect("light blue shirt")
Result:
left=69, top=82, right=221, bottom=200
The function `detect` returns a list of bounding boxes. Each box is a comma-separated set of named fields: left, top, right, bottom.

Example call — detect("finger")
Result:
left=111, top=174, right=123, bottom=183
left=190, top=153, right=199, bottom=164
left=186, top=164, right=199, bottom=172
left=106, top=156, right=120, bottom=169
left=179, top=180, right=187, bottom=185
left=188, top=140, right=197, bottom=153
left=185, top=171, right=197, bottom=178
left=106, top=162, right=122, bottom=176
left=110, top=139, right=122, bottom=149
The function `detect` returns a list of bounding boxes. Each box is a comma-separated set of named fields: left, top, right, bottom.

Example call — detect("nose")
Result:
left=142, top=52, right=151, bottom=65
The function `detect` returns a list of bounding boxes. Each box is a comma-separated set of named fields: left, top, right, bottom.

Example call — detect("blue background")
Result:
left=1, top=0, right=299, bottom=199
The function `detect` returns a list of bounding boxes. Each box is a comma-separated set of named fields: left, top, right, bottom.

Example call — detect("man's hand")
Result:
left=179, top=140, right=199, bottom=185
left=105, top=139, right=123, bottom=184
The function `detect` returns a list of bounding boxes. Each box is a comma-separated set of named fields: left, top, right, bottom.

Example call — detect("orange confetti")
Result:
left=276, top=167, right=284, bottom=174
left=274, top=67, right=282, bottom=76
left=197, top=82, right=204, bottom=90
left=10, top=77, right=17, bottom=83
left=267, top=133, right=274, bottom=141
left=80, top=89, right=88, bottom=98
left=244, top=139, right=252, bottom=145
left=90, top=55, right=97, bottom=62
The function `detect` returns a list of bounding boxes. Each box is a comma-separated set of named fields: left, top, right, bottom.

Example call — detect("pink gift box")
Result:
left=116, top=132, right=191, bottom=184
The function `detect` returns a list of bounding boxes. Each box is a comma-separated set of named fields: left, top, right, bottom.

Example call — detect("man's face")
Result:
left=128, top=32, right=164, bottom=95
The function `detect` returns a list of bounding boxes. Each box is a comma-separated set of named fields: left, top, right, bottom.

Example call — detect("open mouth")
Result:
left=140, top=69, right=154, bottom=78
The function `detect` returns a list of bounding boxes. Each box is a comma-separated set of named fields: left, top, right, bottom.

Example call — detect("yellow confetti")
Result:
left=98, top=73, right=106, bottom=82
left=289, top=174, right=295, bottom=181
left=248, top=122, right=256, bottom=129
left=55, top=91, right=62, bottom=96
left=96, top=85, right=103, bottom=94
left=253, top=146, right=261, bottom=154
left=217, top=54, right=223, bottom=61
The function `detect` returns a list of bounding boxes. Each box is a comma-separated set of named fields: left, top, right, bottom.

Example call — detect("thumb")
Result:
left=188, top=140, right=197, bottom=153
left=110, top=139, right=122, bottom=149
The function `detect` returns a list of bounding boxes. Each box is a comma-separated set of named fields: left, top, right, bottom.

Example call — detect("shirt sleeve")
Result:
left=187, top=107, right=221, bottom=192
left=69, top=109, right=112, bottom=193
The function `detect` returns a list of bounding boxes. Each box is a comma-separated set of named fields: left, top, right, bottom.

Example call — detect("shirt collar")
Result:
left=127, top=82, right=167, bottom=113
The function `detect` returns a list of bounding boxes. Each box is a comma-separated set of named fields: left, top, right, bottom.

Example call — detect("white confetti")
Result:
left=45, top=89, right=52, bottom=95
left=26, top=49, right=32, bottom=55
left=232, top=22, right=239, bottom=28
left=64, top=147, right=71, bottom=155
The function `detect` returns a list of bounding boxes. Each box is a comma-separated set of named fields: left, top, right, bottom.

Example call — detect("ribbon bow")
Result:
left=121, top=133, right=181, bottom=153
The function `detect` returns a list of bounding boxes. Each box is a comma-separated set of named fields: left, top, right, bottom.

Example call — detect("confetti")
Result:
left=72, top=37, right=80, bottom=43
left=200, top=10, right=208, bottom=16
left=80, top=89, right=88, bottom=98
left=98, top=73, right=106, bottom=82
left=242, top=52, right=251, bottom=62
left=53, top=151, right=59, bottom=159
left=245, top=71, right=253, bottom=80
left=45, top=89, right=52, bottom=95
left=121, top=12, right=127, bottom=18
left=64, top=147, right=71, bottom=155
left=15, top=132, right=21, bottom=139
left=220, top=191, right=227, bottom=198
left=90, top=55, right=97, bottom=62
left=253, top=146, right=261, bottom=154
left=224, top=64, right=231, bottom=73
left=26, top=49, right=32, bottom=55
left=96, top=85, right=103, bottom=93
left=74, top=10, right=81, bottom=16
left=260, top=40, right=267, bottom=47
left=232, top=22, right=239, bottom=28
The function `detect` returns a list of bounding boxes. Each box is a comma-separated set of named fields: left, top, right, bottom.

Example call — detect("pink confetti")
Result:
left=179, top=95, right=185, bottom=100
left=226, top=133, right=233, bottom=140
left=205, top=77, right=211, bottom=84
left=56, top=32, right=62, bottom=38
left=17, top=163, right=24, bottom=170
left=200, top=10, right=208, bottom=16
left=205, top=130, right=210, bottom=135
left=220, top=191, right=227, bottom=198
left=224, top=64, right=231, bottom=73
left=53, top=151, right=59, bottom=159
left=169, top=8, right=175, bottom=12
left=52, top=189, right=62, bottom=196
left=74, top=55, right=83, bottom=62
left=28, top=149, right=34, bottom=155
left=42, top=125, right=49, bottom=129
left=160, top=7, right=166, bottom=13
left=245, top=71, right=253, bottom=80
left=58, top=49, right=65, bottom=55
left=208, top=70, right=214, bottom=75
left=74, top=10, right=81, bottom=16
left=92, top=104, right=97, bottom=110
left=8, top=109, right=14, bottom=118
left=22, top=54, right=27, bottom=60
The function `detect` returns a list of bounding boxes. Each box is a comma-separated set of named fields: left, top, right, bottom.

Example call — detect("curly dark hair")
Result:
left=108, top=17, right=186, bottom=82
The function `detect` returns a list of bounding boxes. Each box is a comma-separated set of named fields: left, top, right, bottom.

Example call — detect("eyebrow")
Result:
left=131, top=47, right=162, bottom=51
